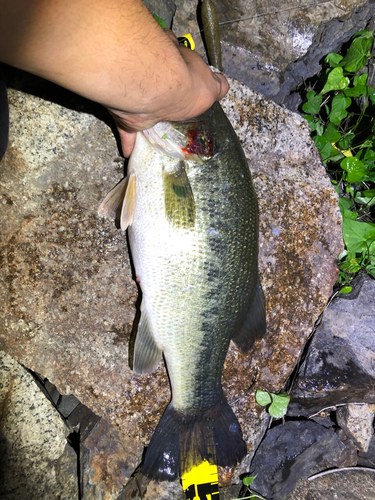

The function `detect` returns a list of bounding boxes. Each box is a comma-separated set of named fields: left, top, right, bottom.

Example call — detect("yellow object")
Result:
left=182, top=460, right=220, bottom=499
left=331, top=142, right=352, bottom=157
left=178, top=34, right=195, bottom=50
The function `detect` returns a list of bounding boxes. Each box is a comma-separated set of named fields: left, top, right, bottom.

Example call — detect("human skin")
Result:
left=0, top=0, right=229, bottom=156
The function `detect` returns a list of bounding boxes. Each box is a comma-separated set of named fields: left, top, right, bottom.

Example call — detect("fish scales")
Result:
left=99, top=102, right=266, bottom=480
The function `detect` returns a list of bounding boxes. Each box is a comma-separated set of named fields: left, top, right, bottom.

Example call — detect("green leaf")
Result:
left=353, top=30, right=374, bottom=39
left=340, top=157, right=366, bottom=182
left=353, top=73, right=368, bottom=86
left=363, top=189, right=375, bottom=197
left=153, top=14, right=169, bottom=29
left=354, top=191, right=375, bottom=208
left=255, top=390, right=272, bottom=406
left=338, top=133, right=355, bottom=150
left=343, top=218, right=375, bottom=253
left=313, top=135, right=335, bottom=160
left=325, top=53, right=343, bottom=67
left=321, top=67, right=350, bottom=93
left=340, top=257, right=361, bottom=273
left=323, top=122, right=341, bottom=143
left=302, top=91, right=323, bottom=114
left=344, top=84, right=367, bottom=98
left=341, top=36, right=372, bottom=72
left=342, top=209, right=358, bottom=221
left=339, top=197, right=352, bottom=214
left=268, top=393, right=290, bottom=419
left=339, top=286, right=353, bottom=294
left=243, top=475, right=257, bottom=487
left=329, top=94, right=351, bottom=125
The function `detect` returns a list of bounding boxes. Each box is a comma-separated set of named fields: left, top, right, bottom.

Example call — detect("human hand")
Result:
left=108, top=31, right=229, bottom=157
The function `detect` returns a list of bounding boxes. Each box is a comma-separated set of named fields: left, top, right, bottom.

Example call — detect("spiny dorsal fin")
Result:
left=120, top=172, right=136, bottom=231
left=232, top=277, right=267, bottom=352
left=133, top=304, right=162, bottom=374
left=98, top=176, right=129, bottom=219
left=163, top=161, right=195, bottom=229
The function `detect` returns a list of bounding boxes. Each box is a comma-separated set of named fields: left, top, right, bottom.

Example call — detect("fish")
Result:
left=98, top=101, right=266, bottom=481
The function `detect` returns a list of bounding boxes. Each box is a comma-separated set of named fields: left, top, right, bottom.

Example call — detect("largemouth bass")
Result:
left=99, top=102, right=266, bottom=481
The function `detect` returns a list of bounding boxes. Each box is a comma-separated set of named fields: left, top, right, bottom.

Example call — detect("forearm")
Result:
left=0, top=0, right=194, bottom=113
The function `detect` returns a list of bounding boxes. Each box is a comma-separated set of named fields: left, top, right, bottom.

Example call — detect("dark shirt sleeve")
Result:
left=0, top=65, right=9, bottom=161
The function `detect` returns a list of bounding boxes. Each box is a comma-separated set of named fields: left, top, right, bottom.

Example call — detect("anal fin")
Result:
left=232, top=276, right=267, bottom=352
left=133, top=303, right=162, bottom=374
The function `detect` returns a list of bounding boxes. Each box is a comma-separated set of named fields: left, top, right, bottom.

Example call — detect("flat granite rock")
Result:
left=0, top=76, right=343, bottom=490
left=0, top=350, right=78, bottom=500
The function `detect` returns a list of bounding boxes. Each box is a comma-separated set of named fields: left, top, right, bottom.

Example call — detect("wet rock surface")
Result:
left=288, top=274, right=375, bottom=417
left=173, top=0, right=375, bottom=108
left=249, top=420, right=358, bottom=499
left=0, top=69, right=342, bottom=497
left=0, top=351, right=78, bottom=500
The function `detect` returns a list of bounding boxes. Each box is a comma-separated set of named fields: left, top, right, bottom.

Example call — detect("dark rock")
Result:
left=173, top=1, right=375, bottom=108
left=249, top=420, right=358, bottom=500
left=44, top=379, right=61, bottom=405
left=67, top=403, right=101, bottom=442
left=358, top=434, right=375, bottom=468
left=278, top=2, right=375, bottom=110
left=285, top=468, right=375, bottom=500
left=310, top=414, right=335, bottom=429
left=288, top=275, right=375, bottom=417
left=58, top=393, right=81, bottom=418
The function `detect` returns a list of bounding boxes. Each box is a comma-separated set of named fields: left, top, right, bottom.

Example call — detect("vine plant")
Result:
left=302, top=29, right=375, bottom=290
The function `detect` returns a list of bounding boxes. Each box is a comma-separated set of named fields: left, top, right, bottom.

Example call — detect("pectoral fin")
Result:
left=98, top=176, right=129, bottom=219
left=232, top=277, right=267, bottom=352
left=163, top=161, right=195, bottom=229
left=133, top=304, right=162, bottom=374
left=120, top=173, right=136, bottom=231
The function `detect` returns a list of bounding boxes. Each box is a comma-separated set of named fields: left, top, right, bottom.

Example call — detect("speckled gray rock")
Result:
left=288, top=274, right=375, bottom=417
left=173, top=1, right=375, bottom=107
left=0, top=350, right=78, bottom=500
left=337, top=404, right=375, bottom=453
left=285, top=469, right=375, bottom=500
left=0, top=74, right=342, bottom=491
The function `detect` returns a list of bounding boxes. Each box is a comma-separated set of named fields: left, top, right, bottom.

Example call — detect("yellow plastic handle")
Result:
left=182, top=460, right=220, bottom=499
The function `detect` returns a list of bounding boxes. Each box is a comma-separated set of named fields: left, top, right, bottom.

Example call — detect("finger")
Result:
left=212, top=72, right=229, bottom=101
left=118, top=129, right=137, bottom=158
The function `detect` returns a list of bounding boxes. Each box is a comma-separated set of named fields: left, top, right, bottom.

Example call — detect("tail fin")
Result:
left=141, top=398, right=247, bottom=481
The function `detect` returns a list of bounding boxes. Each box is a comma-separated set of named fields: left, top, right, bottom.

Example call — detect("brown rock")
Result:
left=81, top=419, right=143, bottom=499
left=0, top=76, right=342, bottom=491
